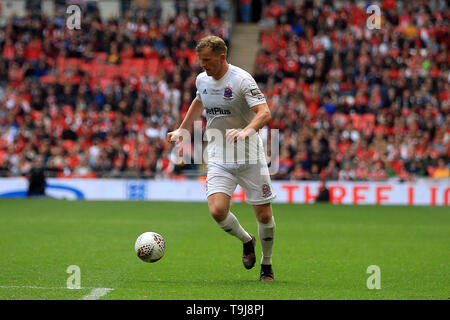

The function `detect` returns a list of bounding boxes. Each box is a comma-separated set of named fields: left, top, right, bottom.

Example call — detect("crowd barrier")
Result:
left=0, top=178, right=449, bottom=206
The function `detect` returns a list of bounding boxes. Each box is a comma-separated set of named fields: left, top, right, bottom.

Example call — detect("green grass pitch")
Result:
left=0, top=199, right=448, bottom=300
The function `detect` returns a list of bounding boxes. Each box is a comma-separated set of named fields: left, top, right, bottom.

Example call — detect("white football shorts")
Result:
left=206, top=161, right=277, bottom=205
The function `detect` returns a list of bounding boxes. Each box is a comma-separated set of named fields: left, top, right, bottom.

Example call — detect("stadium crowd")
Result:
left=0, top=1, right=229, bottom=178
left=255, top=0, right=449, bottom=181
left=0, top=0, right=448, bottom=181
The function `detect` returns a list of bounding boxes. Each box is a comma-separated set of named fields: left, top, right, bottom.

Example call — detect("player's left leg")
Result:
left=253, top=203, right=275, bottom=281
left=236, top=161, right=276, bottom=281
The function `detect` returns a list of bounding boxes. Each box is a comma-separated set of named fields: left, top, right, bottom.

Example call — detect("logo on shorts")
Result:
left=262, top=184, right=272, bottom=198
left=224, top=87, right=233, bottom=99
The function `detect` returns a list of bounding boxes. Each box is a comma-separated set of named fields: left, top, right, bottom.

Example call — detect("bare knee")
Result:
left=209, top=203, right=229, bottom=222
left=208, top=194, right=231, bottom=222
left=208, top=201, right=230, bottom=222
left=258, top=213, right=273, bottom=224
left=253, top=204, right=273, bottom=224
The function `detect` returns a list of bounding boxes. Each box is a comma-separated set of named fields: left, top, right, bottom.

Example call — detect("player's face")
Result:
left=197, top=48, right=225, bottom=79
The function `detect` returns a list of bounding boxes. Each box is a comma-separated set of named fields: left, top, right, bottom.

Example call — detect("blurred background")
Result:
left=0, top=0, right=448, bottom=185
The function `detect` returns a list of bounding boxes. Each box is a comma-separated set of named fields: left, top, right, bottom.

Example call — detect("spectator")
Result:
left=255, top=0, right=449, bottom=181
left=0, top=2, right=231, bottom=179
left=27, top=156, right=46, bottom=197
left=432, top=158, right=450, bottom=179
left=0, top=1, right=448, bottom=183
left=239, top=0, right=252, bottom=23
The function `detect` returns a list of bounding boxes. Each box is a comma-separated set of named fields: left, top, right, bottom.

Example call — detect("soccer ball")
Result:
left=135, top=232, right=166, bottom=263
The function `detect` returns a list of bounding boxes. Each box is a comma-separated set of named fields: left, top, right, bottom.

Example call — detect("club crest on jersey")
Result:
left=223, top=87, right=233, bottom=99
left=262, top=184, right=272, bottom=198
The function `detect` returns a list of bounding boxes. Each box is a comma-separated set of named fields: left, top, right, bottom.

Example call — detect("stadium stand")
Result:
left=255, top=0, right=449, bottom=181
left=0, top=0, right=230, bottom=179
left=0, top=0, right=448, bottom=181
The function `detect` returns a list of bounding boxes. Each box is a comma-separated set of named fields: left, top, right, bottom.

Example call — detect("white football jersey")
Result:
left=195, top=64, right=267, bottom=164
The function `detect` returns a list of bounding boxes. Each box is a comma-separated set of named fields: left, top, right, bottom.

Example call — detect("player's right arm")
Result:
left=166, top=97, right=204, bottom=144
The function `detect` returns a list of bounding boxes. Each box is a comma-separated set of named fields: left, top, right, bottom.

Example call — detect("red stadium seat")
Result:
left=94, top=52, right=108, bottom=63
left=80, top=62, right=92, bottom=73
left=362, top=113, right=376, bottom=130
left=56, top=56, right=66, bottom=69
left=349, top=114, right=362, bottom=130
left=0, top=139, right=7, bottom=149
left=146, top=57, right=160, bottom=76
left=66, top=58, right=81, bottom=68
left=39, top=74, right=56, bottom=84
left=99, top=77, right=112, bottom=90
left=104, top=65, right=119, bottom=78
left=88, top=63, right=105, bottom=78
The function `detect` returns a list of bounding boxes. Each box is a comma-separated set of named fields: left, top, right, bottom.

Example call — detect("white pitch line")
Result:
left=0, top=285, right=71, bottom=290
left=79, top=287, right=114, bottom=300
left=0, top=285, right=115, bottom=300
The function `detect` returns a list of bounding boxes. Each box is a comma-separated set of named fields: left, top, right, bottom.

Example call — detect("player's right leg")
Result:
left=207, top=192, right=256, bottom=269
left=206, top=163, right=255, bottom=269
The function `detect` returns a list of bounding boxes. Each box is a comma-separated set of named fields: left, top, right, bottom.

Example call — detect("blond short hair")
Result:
left=195, top=35, right=228, bottom=56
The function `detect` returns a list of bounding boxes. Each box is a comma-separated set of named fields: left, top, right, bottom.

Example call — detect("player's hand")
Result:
left=225, top=128, right=252, bottom=144
left=166, top=129, right=183, bottom=145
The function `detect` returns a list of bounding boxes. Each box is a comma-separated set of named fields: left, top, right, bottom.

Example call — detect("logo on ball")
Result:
left=135, top=232, right=166, bottom=263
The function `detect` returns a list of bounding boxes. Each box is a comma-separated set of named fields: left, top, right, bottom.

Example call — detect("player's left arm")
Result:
left=226, top=76, right=271, bottom=142
left=244, top=102, right=272, bottom=134
left=226, top=103, right=272, bottom=142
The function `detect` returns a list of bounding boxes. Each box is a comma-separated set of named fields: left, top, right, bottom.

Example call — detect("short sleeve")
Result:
left=196, top=89, right=202, bottom=102
left=240, top=77, right=266, bottom=108
left=195, top=76, right=202, bottom=102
